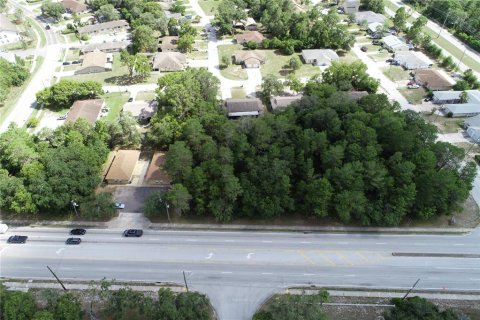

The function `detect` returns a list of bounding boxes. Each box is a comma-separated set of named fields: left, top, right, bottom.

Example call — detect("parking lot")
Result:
left=114, top=186, right=165, bottom=213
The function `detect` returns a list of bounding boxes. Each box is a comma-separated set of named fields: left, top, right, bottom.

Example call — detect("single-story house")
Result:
left=145, top=152, right=171, bottom=186
left=151, top=52, right=186, bottom=72
left=0, top=50, right=17, bottom=64
left=382, top=35, right=409, bottom=52
left=345, top=0, right=359, bottom=14
left=433, top=90, right=480, bottom=105
left=464, top=114, right=480, bottom=129
left=414, top=69, right=453, bottom=91
left=443, top=104, right=480, bottom=118
left=234, top=17, right=257, bottom=31
left=393, top=51, right=432, bottom=70
left=0, top=14, right=20, bottom=45
left=233, top=50, right=266, bottom=68
left=367, top=22, right=383, bottom=36
left=78, top=20, right=129, bottom=35
left=301, top=49, right=339, bottom=67
left=104, top=150, right=141, bottom=184
left=355, top=11, right=386, bottom=24
left=270, top=95, right=303, bottom=110
left=466, top=126, right=480, bottom=141
left=158, top=36, right=179, bottom=52
left=61, top=0, right=88, bottom=13
left=80, top=41, right=129, bottom=54
left=66, top=99, right=104, bottom=124
left=122, top=100, right=157, bottom=121
left=235, top=31, right=264, bottom=45
left=75, top=50, right=112, bottom=74
left=224, top=98, right=263, bottom=117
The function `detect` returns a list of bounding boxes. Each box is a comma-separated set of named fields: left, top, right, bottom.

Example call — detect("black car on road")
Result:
left=7, top=235, right=28, bottom=243
left=70, top=228, right=86, bottom=235
left=123, top=229, right=143, bottom=237
left=66, top=238, right=82, bottom=245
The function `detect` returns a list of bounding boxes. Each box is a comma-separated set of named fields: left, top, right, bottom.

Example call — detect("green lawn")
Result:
left=186, top=50, right=208, bottom=60
left=103, top=92, right=130, bottom=121
left=421, top=113, right=463, bottom=134
left=198, top=0, right=222, bottom=15
left=398, top=87, right=427, bottom=105
left=231, top=87, right=246, bottom=99
left=136, top=91, right=157, bottom=101
left=66, top=49, right=80, bottom=61
left=382, top=66, right=411, bottom=81
left=261, top=51, right=321, bottom=79
left=369, top=51, right=392, bottom=62
left=338, top=50, right=359, bottom=63
left=218, top=44, right=248, bottom=80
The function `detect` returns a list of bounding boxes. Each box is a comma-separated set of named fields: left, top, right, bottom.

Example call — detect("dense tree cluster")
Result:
left=36, top=80, right=103, bottom=110
left=405, top=0, right=480, bottom=51
left=385, top=297, right=466, bottom=320
left=149, top=70, right=475, bottom=225
left=0, top=57, right=29, bottom=105
left=360, top=0, right=385, bottom=13
left=0, top=120, right=113, bottom=216
left=40, top=0, right=65, bottom=20
left=453, top=69, right=480, bottom=91
left=214, top=0, right=355, bottom=52
left=253, top=291, right=329, bottom=320
left=318, top=61, right=380, bottom=93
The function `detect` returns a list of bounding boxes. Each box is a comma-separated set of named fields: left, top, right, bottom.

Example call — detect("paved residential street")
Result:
left=1, top=228, right=479, bottom=319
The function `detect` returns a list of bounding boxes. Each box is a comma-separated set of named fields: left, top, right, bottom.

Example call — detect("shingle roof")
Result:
left=225, top=98, right=263, bottom=115
left=464, top=114, right=480, bottom=128
left=233, top=50, right=266, bottom=64
left=78, top=20, right=129, bottom=34
left=414, top=69, right=452, bottom=90
left=235, top=31, right=264, bottom=44
left=270, top=95, right=303, bottom=110
left=80, top=41, right=129, bottom=53
left=105, top=150, right=140, bottom=182
left=66, top=99, right=103, bottom=124
left=61, top=0, right=88, bottom=13
left=301, top=49, right=339, bottom=65
left=122, top=101, right=157, bottom=118
left=152, top=52, right=186, bottom=71
left=393, top=51, right=432, bottom=69
left=383, top=35, right=406, bottom=49
left=81, top=50, right=107, bottom=68
left=145, top=152, right=171, bottom=185
left=159, top=36, right=179, bottom=51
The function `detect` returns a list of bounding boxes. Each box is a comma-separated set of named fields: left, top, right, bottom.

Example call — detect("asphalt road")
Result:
left=1, top=228, right=480, bottom=319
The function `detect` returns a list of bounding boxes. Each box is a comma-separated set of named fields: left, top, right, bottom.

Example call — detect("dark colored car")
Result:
left=45, top=24, right=51, bottom=30
left=360, top=46, right=368, bottom=52
left=66, top=238, right=82, bottom=245
left=7, top=235, right=28, bottom=243
left=123, top=229, right=143, bottom=237
left=70, top=228, right=86, bottom=235
left=62, top=61, right=71, bottom=65
left=128, top=97, right=133, bottom=102
left=71, top=60, right=80, bottom=64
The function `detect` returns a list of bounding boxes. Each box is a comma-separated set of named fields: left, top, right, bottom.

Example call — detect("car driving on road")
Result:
left=123, top=229, right=143, bottom=237
left=70, top=228, right=86, bottom=235
left=66, top=238, right=82, bottom=245
left=7, top=235, right=28, bottom=243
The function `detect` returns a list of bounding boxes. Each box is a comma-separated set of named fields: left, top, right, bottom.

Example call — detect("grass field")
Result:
left=198, top=0, right=221, bottom=15
left=260, top=51, right=321, bottom=79
left=421, top=113, right=463, bottom=134
left=218, top=44, right=248, bottom=80
left=231, top=87, right=246, bottom=99
left=382, top=66, right=411, bottom=81
left=398, top=87, right=427, bottom=104
left=66, top=49, right=80, bottom=61
left=103, top=92, right=130, bottom=121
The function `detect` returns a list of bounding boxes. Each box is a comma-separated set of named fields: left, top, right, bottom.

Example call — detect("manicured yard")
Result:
left=231, top=87, right=246, bottom=99
left=260, top=51, right=321, bottom=79
left=186, top=50, right=208, bottom=60
left=136, top=91, right=157, bottom=101
left=218, top=44, right=248, bottom=80
left=338, top=50, right=358, bottom=63
left=398, top=87, right=427, bottom=105
left=369, top=51, right=392, bottom=62
left=382, top=66, right=411, bottom=81
left=198, top=0, right=222, bottom=15
left=66, top=48, right=80, bottom=61
left=103, top=92, right=130, bottom=121
left=421, top=113, right=463, bottom=134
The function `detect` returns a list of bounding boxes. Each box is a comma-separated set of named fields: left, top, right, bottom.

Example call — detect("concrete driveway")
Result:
left=113, top=186, right=164, bottom=213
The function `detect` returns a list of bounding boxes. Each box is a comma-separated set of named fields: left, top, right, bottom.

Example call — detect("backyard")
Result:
left=103, top=92, right=131, bottom=121
left=217, top=44, right=248, bottom=80
left=260, top=51, right=322, bottom=79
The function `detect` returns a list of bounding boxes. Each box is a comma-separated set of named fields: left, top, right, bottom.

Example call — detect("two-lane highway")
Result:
left=1, top=228, right=480, bottom=319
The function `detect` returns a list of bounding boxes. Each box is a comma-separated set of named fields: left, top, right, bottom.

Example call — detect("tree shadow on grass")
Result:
left=104, top=75, right=148, bottom=85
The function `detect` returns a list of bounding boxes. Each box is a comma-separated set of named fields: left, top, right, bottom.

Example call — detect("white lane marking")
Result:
left=375, top=242, right=386, bottom=245
left=303, top=273, right=315, bottom=276
left=338, top=242, right=349, bottom=244
left=453, top=244, right=464, bottom=246
left=262, top=240, right=272, bottom=243
left=56, top=248, right=65, bottom=255
left=221, top=271, right=232, bottom=274
left=186, top=239, right=198, bottom=242
left=436, top=267, right=480, bottom=270
left=149, top=238, right=160, bottom=241
left=301, top=241, right=312, bottom=244
left=225, top=240, right=234, bottom=242
left=0, top=247, right=6, bottom=254
left=344, top=274, right=356, bottom=277
left=246, top=253, right=254, bottom=259
left=205, top=253, right=213, bottom=260
left=262, top=272, right=273, bottom=275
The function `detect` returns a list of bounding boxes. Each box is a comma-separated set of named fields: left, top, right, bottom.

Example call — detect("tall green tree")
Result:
left=95, top=4, right=120, bottom=21
left=361, top=0, right=385, bottom=13
left=40, top=0, right=64, bottom=20
left=393, top=7, right=409, bottom=32
left=132, top=25, right=157, bottom=53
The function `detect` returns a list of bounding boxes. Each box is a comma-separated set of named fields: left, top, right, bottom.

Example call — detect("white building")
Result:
left=382, top=35, right=409, bottom=52
left=0, top=14, right=20, bottom=45
left=301, top=49, right=339, bottom=67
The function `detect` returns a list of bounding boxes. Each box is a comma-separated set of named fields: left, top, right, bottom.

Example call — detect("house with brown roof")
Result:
left=234, top=17, right=257, bottom=31
left=233, top=50, right=266, bottom=68
left=158, top=36, right=179, bottom=52
left=66, top=99, right=104, bottom=124
left=145, top=152, right=171, bottom=186
left=235, top=31, right=264, bottom=45
left=414, top=69, right=453, bottom=91
left=78, top=20, right=129, bottom=35
left=75, top=50, right=112, bottom=74
left=151, top=52, right=186, bottom=71
left=61, top=0, right=88, bottom=13
left=104, top=150, right=141, bottom=184
left=270, top=95, right=303, bottom=110
left=224, top=98, right=263, bottom=117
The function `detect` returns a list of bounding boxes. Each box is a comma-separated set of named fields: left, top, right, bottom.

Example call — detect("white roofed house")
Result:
left=382, top=35, right=409, bottom=52
left=393, top=51, right=432, bottom=70
left=355, top=11, right=386, bottom=24
left=434, top=90, right=480, bottom=117
left=464, top=114, right=480, bottom=141
left=367, top=22, right=383, bottom=36
left=0, top=14, right=21, bottom=45
left=301, top=49, right=339, bottom=67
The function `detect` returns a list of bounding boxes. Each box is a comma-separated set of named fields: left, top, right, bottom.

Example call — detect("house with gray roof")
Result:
left=80, top=41, right=129, bottom=54
left=355, top=11, right=386, bottom=24
left=345, top=0, right=359, bottom=14
left=224, top=98, right=263, bottom=117
left=270, top=95, right=303, bottom=110
left=382, top=35, right=409, bottom=52
left=78, top=20, right=129, bottom=35
left=393, top=51, right=432, bottom=70
left=464, top=114, right=480, bottom=140
left=435, top=90, right=480, bottom=117
left=301, top=49, right=339, bottom=67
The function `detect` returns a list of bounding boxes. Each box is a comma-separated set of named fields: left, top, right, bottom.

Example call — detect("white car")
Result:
left=407, top=84, right=420, bottom=89
left=114, top=202, right=125, bottom=209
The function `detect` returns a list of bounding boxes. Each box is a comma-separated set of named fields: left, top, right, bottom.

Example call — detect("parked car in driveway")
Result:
left=7, top=235, right=28, bottom=243
left=72, top=60, right=80, bottom=64
left=123, top=229, right=143, bottom=237
left=407, top=84, right=420, bottom=89
left=361, top=46, right=368, bottom=52
left=115, top=202, right=125, bottom=209
left=70, top=228, right=86, bottom=235
left=66, top=238, right=82, bottom=245
left=62, top=61, right=71, bottom=65
left=128, top=97, right=133, bottom=102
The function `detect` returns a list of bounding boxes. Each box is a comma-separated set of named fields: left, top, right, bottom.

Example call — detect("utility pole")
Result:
left=436, top=11, right=450, bottom=39
left=182, top=271, right=189, bottom=292
left=403, top=278, right=420, bottom=299
left=47, top=266, right=68, bottom=291
left=165, top=202, right=171, bottom=223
